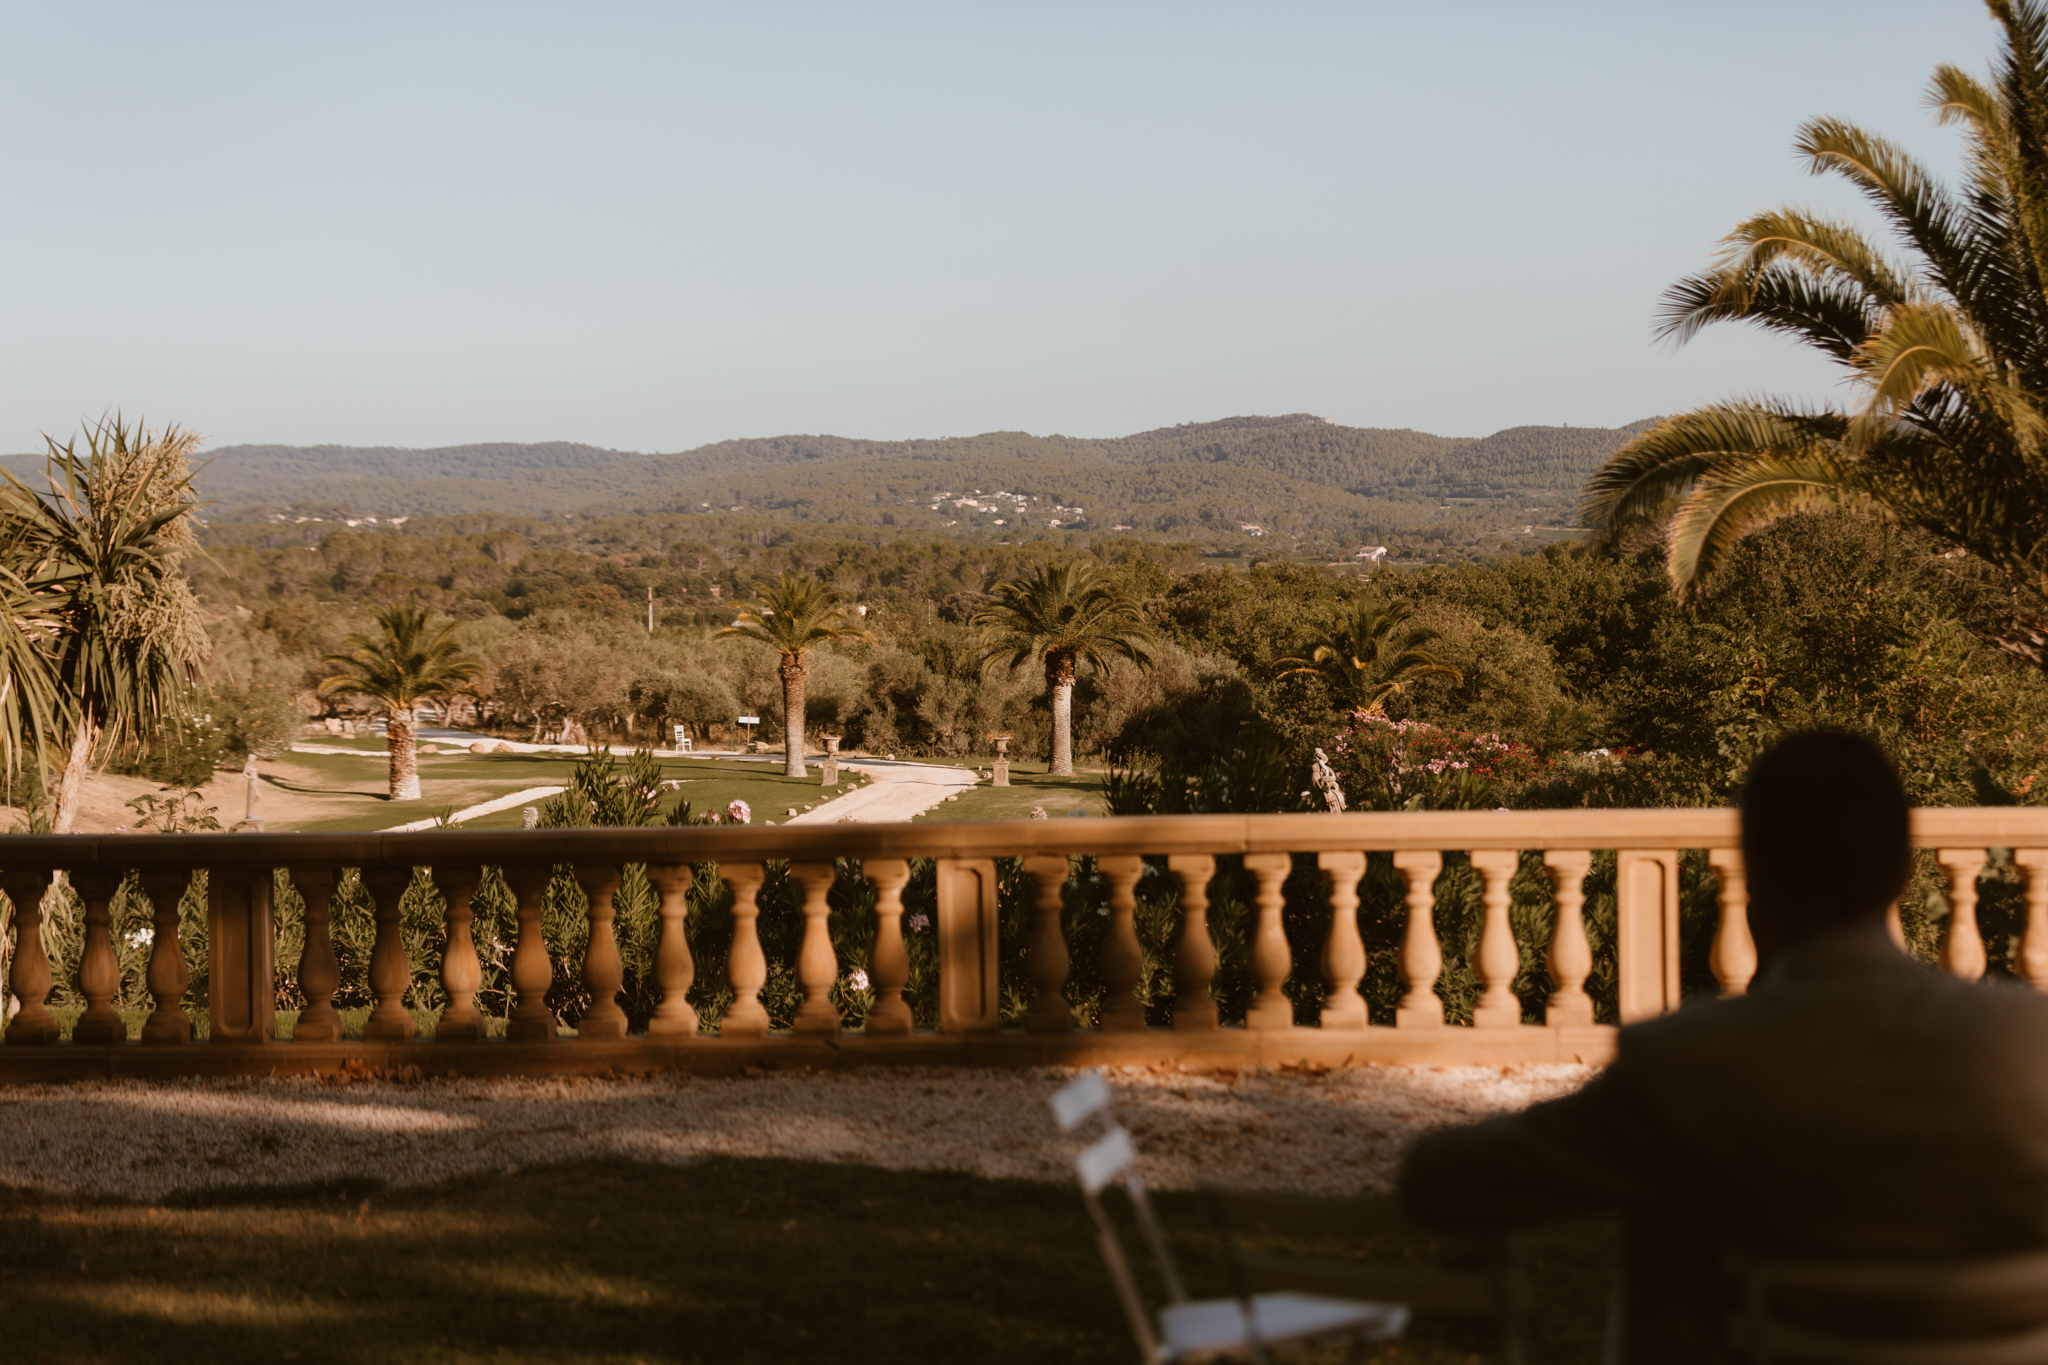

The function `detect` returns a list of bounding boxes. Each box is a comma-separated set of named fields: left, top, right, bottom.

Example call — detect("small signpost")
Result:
left=737, top=715, right=760, bottom=752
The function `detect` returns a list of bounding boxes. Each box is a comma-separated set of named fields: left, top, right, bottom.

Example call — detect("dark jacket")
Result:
left=1397, top=926, right=2048, bottom=1362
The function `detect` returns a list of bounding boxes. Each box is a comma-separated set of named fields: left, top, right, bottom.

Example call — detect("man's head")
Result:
left=1740, top=729, right=1911, bottom=944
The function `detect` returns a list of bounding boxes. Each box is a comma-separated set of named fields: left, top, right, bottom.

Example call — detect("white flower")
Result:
left=845, top=969, right=871, bottom=991
left=125, top=927, right=154, bottom=950
left=726, top=799, right=751, bottom=825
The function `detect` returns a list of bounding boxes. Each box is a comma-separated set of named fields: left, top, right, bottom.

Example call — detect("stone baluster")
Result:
left=863, top=858, right=914, bottom=1034
left=432, top=867, right=485, bottom=1041
left=2, top=872, right=57, bottom=1045
left=1469, top=850, right=1522, bottom=1028
left=1023, top=854, right=1072, bottom=1034
left=1394, top=851, right=1444, bottom=1027
left=789, top=861, right=842, bottom=1035
left=1317, top=852, right=1368, bottom=1030
left=2017, top=850, right=2048, bottom=990
left=646, top=864, right=700, bottom=1036
left=1169, top=854, right=1218, bottom=1031
left=1937, top=848, right=1988, bottom=982
left=71, top=871, right=126, bottom=1045
left=1886, top=899, right=1908, bottom=952
left=1243, top=852, right=1295, bottom=1030
left=361, top=868, right=417, bottom=1041
left=574, top=864, right=628, bottom=1041
left=288, top=868, right=343, bottom=1042
left=720, top=862, right=772, bottom=1037
left=139, top=871, right=194, bottom=1044
left=1707, top=849, right=1756, bottom=996
left=1541, top=850, right=1594, bottom=1028
left=502, top=866, right=559, bottom=1041
left=1097, top=855, right=1147, bottom=1032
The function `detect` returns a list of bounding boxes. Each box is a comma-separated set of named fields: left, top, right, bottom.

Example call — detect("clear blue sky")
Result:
left=0, top=1, right=1996, bottom=452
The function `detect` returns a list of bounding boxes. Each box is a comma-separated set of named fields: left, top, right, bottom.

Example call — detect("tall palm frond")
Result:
left=0, top=555, right=66, bottom=780
left=1586, top=0, right=2048, bottom=656
left=973, top=561, right=1154, bottom=777
left=1276, top=598, right=1463, bottom=717
left=715, top=573, right=874, bottom=777
left=319, top=604, right=482, bottom=800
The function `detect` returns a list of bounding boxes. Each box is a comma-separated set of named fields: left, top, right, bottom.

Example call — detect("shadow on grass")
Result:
left=0, top=1158, right=1614, bottom=1363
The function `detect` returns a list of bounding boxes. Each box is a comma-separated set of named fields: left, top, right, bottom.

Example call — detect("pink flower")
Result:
left=726, top=799, right=751, bottom=825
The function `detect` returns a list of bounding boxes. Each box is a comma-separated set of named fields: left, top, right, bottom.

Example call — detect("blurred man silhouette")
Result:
left=1398, top=729, right=2048, bottom=1362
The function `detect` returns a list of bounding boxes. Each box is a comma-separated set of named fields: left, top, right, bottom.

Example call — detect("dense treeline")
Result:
left=183, top=503, right=2048, bottom=815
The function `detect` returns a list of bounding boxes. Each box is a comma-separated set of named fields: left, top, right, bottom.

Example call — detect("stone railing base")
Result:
left=0, top=1025, right=1617, bottom=1085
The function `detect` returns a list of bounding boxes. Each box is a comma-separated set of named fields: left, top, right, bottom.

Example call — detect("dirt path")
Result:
left=784, top=761, right=980, bottom=823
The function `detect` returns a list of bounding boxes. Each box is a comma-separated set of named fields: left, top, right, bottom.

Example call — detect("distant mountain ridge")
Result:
left=1, top=415, right=1659, bottom=540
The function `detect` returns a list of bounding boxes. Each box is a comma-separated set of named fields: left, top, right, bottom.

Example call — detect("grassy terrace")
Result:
left=913, top=765, right=1107, bottom=822
left=0, top=1156, right=1615, bottom=1364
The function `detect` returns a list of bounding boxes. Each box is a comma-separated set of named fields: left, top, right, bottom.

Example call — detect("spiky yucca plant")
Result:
left=1585, top=0, right=2048, bottom=665
left=1, top=417, right=209, bottom=831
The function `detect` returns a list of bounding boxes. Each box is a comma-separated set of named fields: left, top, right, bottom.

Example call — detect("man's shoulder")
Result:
left=1617, top=955, right=2048, bottom=1070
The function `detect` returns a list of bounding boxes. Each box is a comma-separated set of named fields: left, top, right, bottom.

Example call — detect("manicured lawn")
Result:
left=0, top=1156, right=1616, bottom=1364
left=914, top=766, right=1107, bottom=822
left=268, top=752, right=856, bottom=833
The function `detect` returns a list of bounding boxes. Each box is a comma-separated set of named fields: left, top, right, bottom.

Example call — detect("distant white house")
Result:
left=1354, top=545, right=1388, bottom=565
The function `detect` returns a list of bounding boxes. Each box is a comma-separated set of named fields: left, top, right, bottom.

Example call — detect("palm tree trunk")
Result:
left=780, top=654, right=807, bottom=778
left=1048, top=652, right=1077, bottom=778
left=51, top=710, right=100, bottom=834
left=388, top=707, right=421, bottom=801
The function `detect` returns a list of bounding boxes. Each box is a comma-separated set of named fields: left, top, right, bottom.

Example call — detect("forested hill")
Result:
left=1, top=414, right=1658, bottom=547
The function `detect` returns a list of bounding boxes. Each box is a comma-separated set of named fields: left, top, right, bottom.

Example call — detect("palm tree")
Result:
left=0, top=418, right=209, bottom=833
left=974, top=562, right=1154, bottom=777
left=0, top=553, right=66, bottom=786
left=1276, top=598, right=1463, bottom=717
left=318, top=605, right=483, bottom=801
left=1584, top=0, right=2048, bottom=668
left=715, top=574, right=874, bottom=777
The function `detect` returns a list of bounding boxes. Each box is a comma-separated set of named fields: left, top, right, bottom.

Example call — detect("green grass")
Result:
left=0, top=1156, right=1617, bottom=1363
left=266, top=752, right=855, bottom=833
left=915, top=766, right=1108, bottom=822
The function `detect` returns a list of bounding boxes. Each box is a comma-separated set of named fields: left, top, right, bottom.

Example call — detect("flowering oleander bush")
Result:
left=1329, top=714, right=1541, bottom=810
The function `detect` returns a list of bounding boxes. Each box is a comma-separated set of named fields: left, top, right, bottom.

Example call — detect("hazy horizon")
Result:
left=0, top=1, right=1990, bottom=453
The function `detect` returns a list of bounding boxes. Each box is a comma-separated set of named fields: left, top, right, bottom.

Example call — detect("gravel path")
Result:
left=0, top=1064, right=1590, bottom=1203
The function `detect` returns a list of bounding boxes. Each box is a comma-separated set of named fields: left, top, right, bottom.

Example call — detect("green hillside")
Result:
left=2, top=413, right=1654, bottom=552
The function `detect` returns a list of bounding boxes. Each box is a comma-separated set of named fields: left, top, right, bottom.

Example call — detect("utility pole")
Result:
left=647, top=585, right=655, bottom=634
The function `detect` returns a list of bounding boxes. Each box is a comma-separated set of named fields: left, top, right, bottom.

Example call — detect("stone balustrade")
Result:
left=0, top=807, right=2042, bottom=1080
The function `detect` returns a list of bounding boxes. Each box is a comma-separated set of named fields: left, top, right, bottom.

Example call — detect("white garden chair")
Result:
left=1049, top=1070, right=1409, bottom=1363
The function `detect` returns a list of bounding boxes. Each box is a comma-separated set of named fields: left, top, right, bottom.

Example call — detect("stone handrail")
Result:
left=0, top=807, right=2041, bottom=1079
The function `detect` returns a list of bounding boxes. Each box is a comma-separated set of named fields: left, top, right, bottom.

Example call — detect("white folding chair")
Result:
left=1050, top=1070, right=1409, bottom=1363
